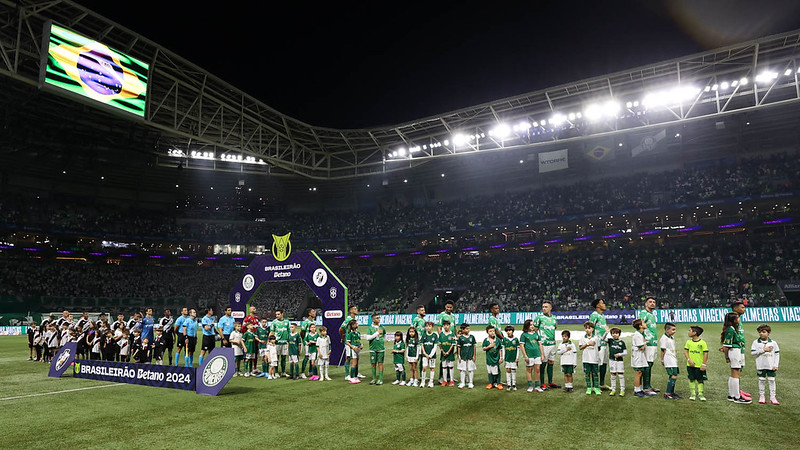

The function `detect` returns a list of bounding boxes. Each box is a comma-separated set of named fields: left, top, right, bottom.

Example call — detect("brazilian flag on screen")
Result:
left=45, top=23, right=148, bottom=117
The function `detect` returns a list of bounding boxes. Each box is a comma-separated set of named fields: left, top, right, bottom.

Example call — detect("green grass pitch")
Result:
left=1, top=323, right=798, bottom=449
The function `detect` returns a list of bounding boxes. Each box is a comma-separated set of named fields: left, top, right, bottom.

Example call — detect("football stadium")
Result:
left=1, top=1, right=800, bottom=448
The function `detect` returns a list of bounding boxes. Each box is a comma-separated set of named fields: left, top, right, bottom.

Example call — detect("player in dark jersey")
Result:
left=159, top=310, right=175, bottom=365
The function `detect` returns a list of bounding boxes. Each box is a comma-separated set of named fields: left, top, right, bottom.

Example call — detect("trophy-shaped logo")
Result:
left=272, top=233, right=292, bottom=262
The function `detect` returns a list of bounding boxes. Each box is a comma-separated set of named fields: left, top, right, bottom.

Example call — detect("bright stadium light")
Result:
left=398, top=148, right=407, bottom=157
left=784, top=69, right=793, bottom=77
left=603, top=100, right=620, bottom=116
left=731, top=80, right=739, bottom=87
left=626, top=102, right=633, bottom=108
left=740, top=77, right=748, bottom=85
left=550, top=114, right=566, bottom=126
left=443, top=140, right=450, bottom=146
left=584, top=104, right=603, bottom=121
left=490, top=123, right=511, bottom=138
left=755, top=71, right=778, bottom=83
left=452, top=133, right=467, bottom=146
left=720, top=81, right=730, bottom=90
left=567, top=113, right=576, bottom=121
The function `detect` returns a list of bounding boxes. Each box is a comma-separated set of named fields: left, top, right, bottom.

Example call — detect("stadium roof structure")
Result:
left=2, top=0, right=800, bottom=180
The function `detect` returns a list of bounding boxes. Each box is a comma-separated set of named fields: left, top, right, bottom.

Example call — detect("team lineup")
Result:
left=26, top=298, right=781, bottom=404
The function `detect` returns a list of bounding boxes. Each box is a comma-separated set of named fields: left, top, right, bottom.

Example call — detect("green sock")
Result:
left=402, top=371, right=406, bottom=381
left=378, top=370, right=383, bottom=382
left=262, top=362, right=267, bottom=373
left=697, top=381, right=704, bottom=395
left=547, top=363, right=554, bottom=384
left=301, top=356, right=308, bottom=374
left=289, top=365, right=294, bottom=378
left=667, top=377, right=676, bottom=394
left=535, top=379, right=540, bottom=388
left=372, top=366, right=377, bottom=380
left=643, top=364, right=651, bottom=389
left=528, top=380, right=533, bottom=388
left=540, top=363, right=547, bottom=385
left=585, top=374, right=591, bottom=388
left=351, top=366, right=357, bottom=379
left=280, top=355, right=286, bottom=374
left=599, top=364, right=607, bottom=385
left=592, top=373, right=599, bottom=388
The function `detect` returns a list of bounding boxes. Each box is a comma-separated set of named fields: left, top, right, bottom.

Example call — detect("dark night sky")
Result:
left=77, top=0, right=800, bottom=129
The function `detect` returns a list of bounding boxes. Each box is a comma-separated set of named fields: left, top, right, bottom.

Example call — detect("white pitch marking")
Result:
left=0, top=383, right=122, bottom=401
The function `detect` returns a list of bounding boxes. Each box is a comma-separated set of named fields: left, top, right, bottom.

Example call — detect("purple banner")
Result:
left=230, top=248, right=348, bottom=366
left=48, top=342, right=77, bottom=378
left=549, top=309, right=636, bottom=325
left=196, top=348, right=235, bottom=396
left=73, top=359, right=196, bottom=391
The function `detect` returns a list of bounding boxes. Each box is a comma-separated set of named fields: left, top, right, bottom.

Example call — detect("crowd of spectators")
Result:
left=2, top=232, right=796, bottom=316
left=1, top=153, right=797, bottom=244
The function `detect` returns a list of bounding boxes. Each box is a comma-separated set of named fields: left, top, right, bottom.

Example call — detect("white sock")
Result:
left=635, top=385, right=641, bottom=393
left=566, top=382, right=572, bottom=389
left=460, top=370, right=466, bottom=385
left=468, top=371, right=474, bottom=384
left=619, top=374, right=625, bottom=391
left=759, top=377, right=766, bottom=396
left=610, top=374, right=617, bottom=391
left=512, top=369, right=517, bottom=386
left=429, top=372, right=435, bottom=383
left=768, top=377, right=776, bottom=397
left=729, top=377, right=740, bottom=398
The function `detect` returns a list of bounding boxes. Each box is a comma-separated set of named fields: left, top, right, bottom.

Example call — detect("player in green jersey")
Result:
left=457, top=323, right=477, bottom=389
left=483, top=326, right=503, bottom=389
left=242, top=323, right=257, bottom=376
left=255, top=318, right=271, bottom=377
left=589, top=299, right=611, bottom=391
left=684, top=326, right=708, bottom=401
left=730, top=300, right=752, bottom=401
left=637, top=297, right=659, bottom=393
left=305, top=323, right=320, bottom=380
left=391, top=331, right=407, bottom=385
left=520, top=319, right=544, bottom=392
left=436, top=301, right=456, bottom=383
left=270, top=309, right=291, bottom=377
left=607, top=327, right=627, bottom=396
left=299, top=308, right=316, bottom=379
left=420, top=322, right=439, bottom=388
left=438, top=320, right=456, bottom=386
left=501, top=325, right=520, bottom=390
left=367, top=314, right=387, bottom=385
left=339, top=305, right=364, bottom=380
left=488, top=303, right=503, bottom=336
left=721, top=312, right=750, bottom=403
left=287, top=323, right=302, bottom=379
left=406, top=327, right=420, bottom=387
left=534, top=300, right=559, bottom=389
left=345, top=319, right=362, bottom=384
left=411, top=304, right=427, bottom=381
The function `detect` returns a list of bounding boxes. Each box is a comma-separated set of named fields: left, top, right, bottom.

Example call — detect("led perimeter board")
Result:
left=40, top=22, right=149, bottom=118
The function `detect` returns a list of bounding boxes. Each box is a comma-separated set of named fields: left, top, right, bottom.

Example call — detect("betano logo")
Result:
left=271, top=233, right=292, bottom=262
left=324, top=310, right=343, bottom=319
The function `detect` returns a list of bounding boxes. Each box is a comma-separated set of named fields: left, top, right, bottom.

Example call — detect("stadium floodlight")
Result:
left=720, top=81, right=730, bottom=90
left=703, top=86, right=711, bottom=92
left=632, top=102, right=638, bottom=108
left=532, top=121, right=539, bottom=127
left=443, top=140, right=450, bottom=146
left=785, top=69, right=793, bottom=77
left=452, top=133, right=467, bottom=146
left=550, top=114, right=566, bottom=126
left=583, top=104, right=603, bottom=121
left=755, top=71, right=778, bottom=83
left=626, top=102, right=633, bottom=108
left=731, top=80, right=739, bottom=87
left=740, top=77, right=748, bottom=85
left=567, top=113, right=576, bottom=121
left=603, top=100, right=620, bottom=116
left=518, top=121, right=531, bottom=130
left=490, top=123, right=511, bottom=139
left=398, top=148, right=407, bottom=157
left=711, top=84, right=719, bottom=91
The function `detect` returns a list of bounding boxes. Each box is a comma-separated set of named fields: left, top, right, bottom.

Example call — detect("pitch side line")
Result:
left=0, top=383, right=122, bottom=401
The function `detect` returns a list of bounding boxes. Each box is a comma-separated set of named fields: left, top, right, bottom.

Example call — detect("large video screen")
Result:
left=42, top=23, right=148, bottom=117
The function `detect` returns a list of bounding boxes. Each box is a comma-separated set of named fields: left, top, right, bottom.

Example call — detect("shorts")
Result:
left=541, top=345, right=557, bottom=363
left=441, top=359, right=454, bottom=368
left=235, top=355, right=243, bottom=362
left=259, top=348, right=269, bottom=357
left=186, top=336, right=197, bottom=352
left=307, top=352, right=317, bottom=362
left=505, top=361, right=518, bottom=370
left=525, top=356, right=541, bottom=367
left=162, top=333, right=174, bottom=348
left=728, top=348, right=745, bottom=369
left=369, top=351, right=385, bottom=364
left=457, top=360, right=477, bottom=372
left=345, top=346, right=355, bottom=359
left=202, top=335, right=216, bottom=351
left=276, top=344, right=288, bottom=356
left=756, top=369, right=777, bottom=378
left=289, top=355, right=299, bottom=363
left=609, top=360, right=625, bottom=373
left=270, top=360, right=279, bottom=367
left=686, top=366, right=708, bottom=381
left=665, top=367, right=680, bottom=376
left=486, top=365, right=499, bottom=375
left=245, top=353, right=255, bottom=360
left=561, top=365, right=575, bottom=374
left=176, top=333, right=185, bottom=349
left=583, top=363, right=599, bottom=374
left=234, top=348, right=243, bottom=357
left=633, top=366, right=648, bottom=372
left=407, top=355, right=418, bottom=364
left=422, top=356, right=436, bottom=368
left=598, top=346, right=609, bottom=365
left=645, top=346, right=657, bottom=363
left=394, top=363, right=405, bottom=372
